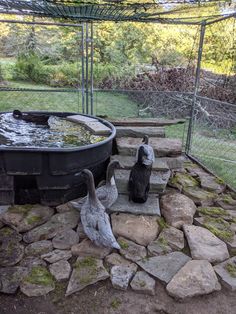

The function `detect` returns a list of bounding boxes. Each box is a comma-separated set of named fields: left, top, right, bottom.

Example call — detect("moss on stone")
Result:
left=203, top=216, right=234, bottom=242
left=74, top=257, right=100, bottom=285
left=170, top=173, right=199, bottom=189
left=222, top=194, right=236, bottom=205
left=110, top=298, right=122, bottom=310
left=225, top=262, right=236, bottom=277
left=8, top=204, right=33, bottom=214
left=26, top=215, right=42, bottom=225
left=25, top=266, right=55, bottom=286
left=215, top=177, right=225, bottom=185
left=139, top=280, right=146, bottom=287
left=0, top=227, right=13, bottom=236
left=156, top=217, right=168, bottom=230
left=198, top=206, right=228, bottom=217
left=118, top=239, right=129, bottom=250
left=74, top=257, right=97, bottom=269
left=158, top=236, right=168, bottom=247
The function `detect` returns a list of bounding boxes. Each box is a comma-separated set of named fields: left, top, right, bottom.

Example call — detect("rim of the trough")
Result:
left=0, top=0, right=235, bottom=25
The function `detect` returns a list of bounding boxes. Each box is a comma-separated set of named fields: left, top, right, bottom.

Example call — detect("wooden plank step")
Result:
left=109, top=118, right=185, bottom=127
left=116, top=137, right=182, bottom=157
left=116, top=126, right=165, bottom=138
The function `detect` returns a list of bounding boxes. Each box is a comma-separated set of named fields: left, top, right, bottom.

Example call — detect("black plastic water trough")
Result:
left=0, top=112, right=116, bottom=206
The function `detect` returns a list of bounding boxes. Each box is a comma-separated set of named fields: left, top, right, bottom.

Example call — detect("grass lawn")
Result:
left=0, top=81, right=138, bottom=117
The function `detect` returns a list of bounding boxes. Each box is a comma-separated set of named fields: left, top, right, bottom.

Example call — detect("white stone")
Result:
left=111, top=265, right=136, bottom=290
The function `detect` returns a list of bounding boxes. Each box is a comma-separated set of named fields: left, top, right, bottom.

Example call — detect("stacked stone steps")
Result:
left=115, top=126, right=165, bottom=138
left=109, top=117, right=185, bottom=127
left=116, top=137, right=182, bottom=158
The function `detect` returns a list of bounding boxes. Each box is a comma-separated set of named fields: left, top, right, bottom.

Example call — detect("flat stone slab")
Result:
left=66, top=114, right=98, bottom=124
left=71, top=238, right=111, bottom=259
left=118, top=237, right=147, bottom=262
left=111, top=265, right=136, bottom=290
left=25, top=240, right=53, bottom=257
left=116, top=137, right=182, bottom=157
left=214, top=257, right=236, bottom=290
left=115, top=169, right=170, bottom=194
left=130, top=271, right=156, bottom=296
left=23, top=211, right=80, bottom=243
left=115, top=126, right=165, bottom=138
left=52, top=229, right=79, bottom=250
left=0, top=240, right=24, bottom=266
left=111, top=155, right=169, bottom=171
left=41, top=249, right=72, bottom=263
left=111, top=213, right=160, bottom=246
left=137, top=252, right=191, bottom=284
left=160, top=193, right=196, bottom=229
left=49, top=260, right=71, bottom=281
left=20, top=266, right=55, bottom=297
left=0, top=266, right=29, bottom=294
left=167, top=260, right=221, bottom=299
left=0, top=204, right=54, bottom=232
left=110, top=194, right=160, bottom=216
left=66, top=257, right=109, bottom=296
left=109, top=118, right=185, bottom=127
left=183, top=225, right=229, bottom=263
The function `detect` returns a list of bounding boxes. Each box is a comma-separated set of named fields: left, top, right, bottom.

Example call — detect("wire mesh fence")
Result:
left=189, top=97, right=236, bottom=189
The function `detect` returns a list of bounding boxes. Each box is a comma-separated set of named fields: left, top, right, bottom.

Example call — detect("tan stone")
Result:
left=111, top=213, right=160, bottom=246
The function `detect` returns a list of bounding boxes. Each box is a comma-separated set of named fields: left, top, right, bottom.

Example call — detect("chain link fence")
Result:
left=189, top=97, right=236, bottom=189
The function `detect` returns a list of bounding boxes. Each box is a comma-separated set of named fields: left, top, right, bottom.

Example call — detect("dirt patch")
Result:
left=0, top=280, right=236, bottom=314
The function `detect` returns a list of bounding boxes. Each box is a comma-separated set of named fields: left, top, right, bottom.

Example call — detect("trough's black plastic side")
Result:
left=0, top=112, right=116, bottom=205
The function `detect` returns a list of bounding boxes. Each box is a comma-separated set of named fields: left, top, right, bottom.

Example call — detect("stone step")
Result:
left=115, top=126, right=165, bottom=138
left=111, top=155, right=169, bottom=171
left=109, top=118, right=185, bottom=127
left=116, top=137, right=182, bottom=157
left=109, top=194, right=160, bottom=216
left=111, top=155, right=184, bottom=170
left=115, top=169, right=170, bottom=194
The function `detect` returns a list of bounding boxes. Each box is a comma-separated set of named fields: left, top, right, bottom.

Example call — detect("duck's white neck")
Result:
left=110, top=176, right=116, bottom=186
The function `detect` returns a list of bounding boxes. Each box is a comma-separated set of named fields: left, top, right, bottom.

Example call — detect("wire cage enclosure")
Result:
left=0, top=0, right=235, bottom=190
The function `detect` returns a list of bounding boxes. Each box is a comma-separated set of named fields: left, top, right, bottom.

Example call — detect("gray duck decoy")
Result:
left=135, top=135, right=155, bottom=167
left=71, top=160, right=122, bottom=210
left=80, top=169, right=120, bottom=249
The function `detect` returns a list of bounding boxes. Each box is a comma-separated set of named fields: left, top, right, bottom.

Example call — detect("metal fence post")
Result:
left=90, top=22, right=94, bottom=115
left=186, top=21, right=206, bottom=154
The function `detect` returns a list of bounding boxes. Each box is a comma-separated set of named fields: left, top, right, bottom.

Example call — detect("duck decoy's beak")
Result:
left=74, top=171, right=82, bottom=177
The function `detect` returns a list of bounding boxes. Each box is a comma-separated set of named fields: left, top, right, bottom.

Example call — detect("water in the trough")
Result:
left=0, top=113, right=106, bottom=148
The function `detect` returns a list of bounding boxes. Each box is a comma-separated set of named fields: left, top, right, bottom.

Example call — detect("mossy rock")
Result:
left=225, top=262, right=236, bottom=278
left=198, top=216, right=234, bottom=242
left=183, top=186, right=216, bottom=205
left=66, top=257, right=109, bottom=296
left=169, top=173, right=199, bottom=190
left=20, top=266, right=55, bottom=297
left=197, top=206, right=228, bottom=218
